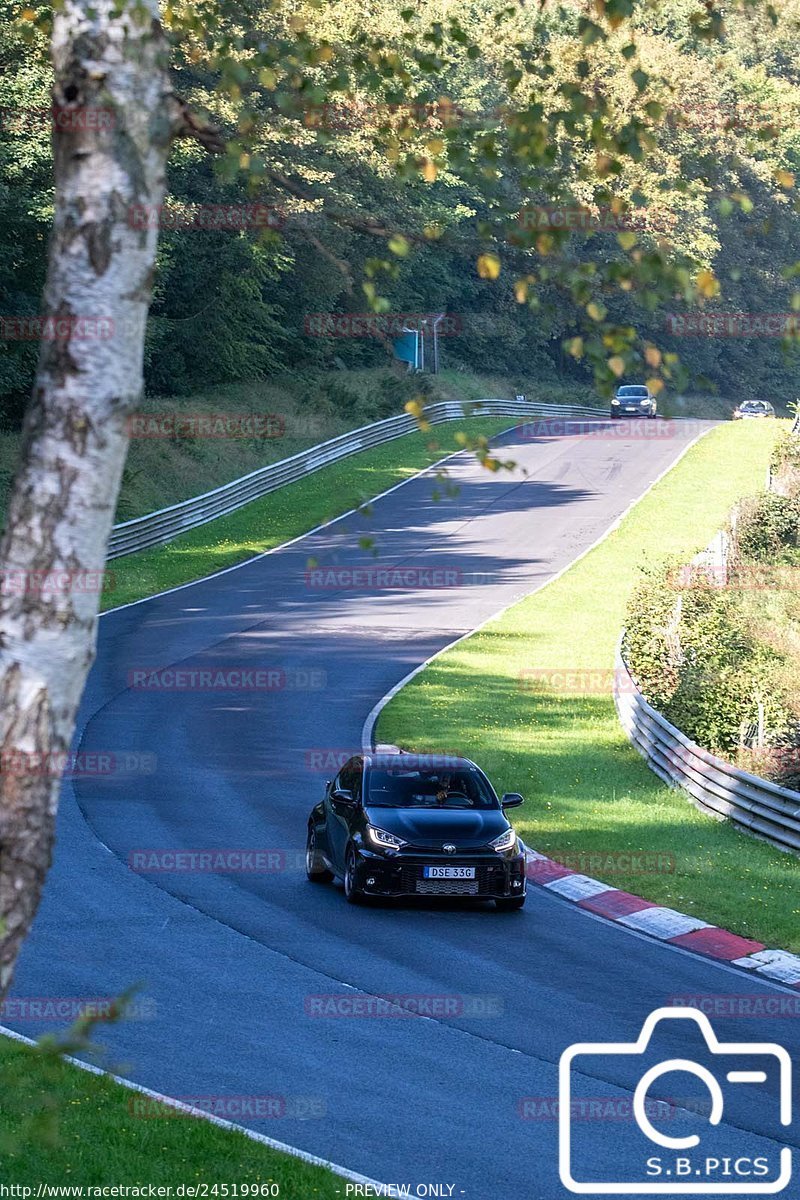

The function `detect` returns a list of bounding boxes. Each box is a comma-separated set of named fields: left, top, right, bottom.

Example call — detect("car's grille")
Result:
left=399, top=863, right=502, bottom=896
left=415, top=878, right=479, bottom=896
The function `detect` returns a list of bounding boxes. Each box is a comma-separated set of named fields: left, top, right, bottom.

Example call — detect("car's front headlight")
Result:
left=367, top=824, right=406, bottom=851
left=611, top=399, right=620, bottom=406
left=490, top=827, right=517, bottom=853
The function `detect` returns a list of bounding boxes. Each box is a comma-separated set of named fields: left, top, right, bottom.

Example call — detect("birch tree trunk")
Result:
left=0, top=0, right=179, bottom=999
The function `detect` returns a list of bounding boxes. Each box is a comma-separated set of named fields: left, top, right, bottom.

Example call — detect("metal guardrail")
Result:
left=107, top=398, right=603, bottom=560
left=614, top=641, right=800, bottom=855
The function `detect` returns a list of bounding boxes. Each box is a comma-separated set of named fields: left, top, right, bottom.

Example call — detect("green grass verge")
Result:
left=103, top=416, right=514, bottom=611
left=377, top=419, right=800, bottom=952
left=0, top=1036, right=344, bottom=1190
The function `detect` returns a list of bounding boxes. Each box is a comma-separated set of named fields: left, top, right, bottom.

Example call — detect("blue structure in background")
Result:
left=393, top=329, right=420, bottom=370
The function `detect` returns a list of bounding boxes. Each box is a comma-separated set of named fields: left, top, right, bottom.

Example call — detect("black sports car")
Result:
left=305, top=750, right=527, bottom=909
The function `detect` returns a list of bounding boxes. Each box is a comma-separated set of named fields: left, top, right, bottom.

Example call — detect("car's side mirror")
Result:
left=501, top=793, right=524, bottom=808
left=332, top=787, right=356, bottom=805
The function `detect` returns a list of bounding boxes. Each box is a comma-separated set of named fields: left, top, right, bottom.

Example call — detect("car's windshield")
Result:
left=366, top=766, right=498, bottom=809
left=617, top=386, right=649, bottom=397
left=741, top=401, right=767, bottom=411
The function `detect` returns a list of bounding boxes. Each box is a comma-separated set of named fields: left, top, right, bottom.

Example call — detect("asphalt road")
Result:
left=6, top=418, right=799, bottom=1199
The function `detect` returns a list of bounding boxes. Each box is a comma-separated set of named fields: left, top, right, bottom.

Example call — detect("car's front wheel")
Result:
left=343, top=844, right=365, bottom=905
left=306, top=825, right=334, bottom=883
left=495, top=895, right=526, bottom=911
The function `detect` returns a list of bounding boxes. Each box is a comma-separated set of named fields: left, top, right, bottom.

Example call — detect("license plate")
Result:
left=626, top=406, right=637, bottom=412
left=423, top=866, right=476, bottom=879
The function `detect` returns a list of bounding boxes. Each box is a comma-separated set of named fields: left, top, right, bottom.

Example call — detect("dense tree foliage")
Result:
left=1, top=0, right=800, bottom=422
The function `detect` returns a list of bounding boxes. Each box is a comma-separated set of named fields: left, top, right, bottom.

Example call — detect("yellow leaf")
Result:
left=259, top=68, right=277, bottom=89
left=608, top=355, right=626, bottom=378
left=618, top=232, right=637, bottom=251
left=696, top=269, right=720, bottom=298
left=644, top=345, right=662, bottom=368
left=405, top=399, right=424, bottom=418
left=776, top=170, right=795, bottom=189
left=426, top=138, right=445, bottom=155
left=514, top=279, right=528, bottom=304
left=535, top=233, right=553, bottom=255
left=422, top=158, right=437, bottom=182
left=646, top=377, right=664, bottom=395
left=20, top=6, right=35, bottom=17
left=239, top=152, right=251, bottom=170
left=567, top=337, right=584, bottom=359
left=317, top=44, right=334, bottom=63
left=587, top=301, right=606, bottom=322
left=477, top=253, right=501, bottom=280
left=388, top=234, right=410, bottom=257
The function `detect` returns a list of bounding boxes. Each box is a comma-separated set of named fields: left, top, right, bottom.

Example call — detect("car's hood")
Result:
left=364, top=805, right=511, bottom=848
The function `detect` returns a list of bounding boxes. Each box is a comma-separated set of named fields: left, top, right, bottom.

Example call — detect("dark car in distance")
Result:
left=610, top=385, right=658, bottom=418
left=306, top=751, right=527, bottom=910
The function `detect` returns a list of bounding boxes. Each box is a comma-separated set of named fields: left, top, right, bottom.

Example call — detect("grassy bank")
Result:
left=376, top=419, right=800, bottom=952
left=0, top=1035, right=345, bottom=1190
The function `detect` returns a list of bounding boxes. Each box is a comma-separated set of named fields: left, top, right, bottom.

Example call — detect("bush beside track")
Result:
left=376, top=420, right=800, bottom=952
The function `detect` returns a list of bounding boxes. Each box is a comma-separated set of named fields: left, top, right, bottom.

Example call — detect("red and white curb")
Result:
left=524, top=848, right=800, bottom=987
